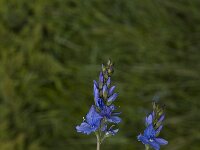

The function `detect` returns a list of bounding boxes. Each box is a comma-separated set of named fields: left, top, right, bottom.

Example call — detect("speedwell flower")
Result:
left=100, top=104, right=121, bottom=124
left=76, top=60, right=121, bottom=150
left=137, top=102, right=168, bottom=150
left=137, top=124, right=168, bottom=150
left=76, top=105, right=103, bottom=135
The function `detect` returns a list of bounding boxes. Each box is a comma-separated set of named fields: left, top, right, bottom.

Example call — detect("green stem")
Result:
left=96, top=134, right=100, bottom=150
left=145, top=145, right=149, bottom=150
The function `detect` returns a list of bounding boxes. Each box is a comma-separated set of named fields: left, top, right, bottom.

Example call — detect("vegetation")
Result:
left=0, top=0, right=199, bottom=150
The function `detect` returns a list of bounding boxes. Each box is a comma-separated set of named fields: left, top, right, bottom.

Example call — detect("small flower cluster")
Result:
left=137, top=102, right=168, bottom=150
left=76, top=60, right=121, bottom=143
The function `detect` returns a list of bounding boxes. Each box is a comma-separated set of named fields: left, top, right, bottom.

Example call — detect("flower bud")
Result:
left=103, top=85, right=108, bottom=99
left=102, top=64, right=106, bottom=72
left=108, top=86, right=115, bottom=96
left=107, top=93, right=118, bottom=104
left=106, top=77, right=111, bottom=87
left=107, top=59, right=111, bottom=66
left=99, top=72, right=104, bottom=83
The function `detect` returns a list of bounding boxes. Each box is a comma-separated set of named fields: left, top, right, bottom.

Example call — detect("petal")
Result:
left=106, top=77, right=111, bottom=87
left=137, top=134, right=149, bottom=145
left=158, top=115, right=165, bottom=123
left=100, top=105, right=112, bottom=117
left=109, top=105, right=121, bottom=115
left=154, top=138, right=168, bottom=145
left=97, top=98, right=105, bottom=109
left=103, top=85, right=108, bottom=97
left=93, top=80, right=98, bottom=88
left=108, top=93, right=118, bottom=103
left=112, top=112, right=121, bottom=115
left=94, top=89, right=99, bottom=104
left=76, top=122, right=96, bottom=135
left=144, top=125, right=156, bottom=138
left=156, top=125, right=163, bottom=135
left=109, top=104, right=116, bottom=111
left=108, top=86, right=115, bottom=96
left=93, top=83, right=99, bottom=104
left=99, top=72, right=104, bottom=83
left=148, top=140, right=160, bottom=150
left=103, top=85, right=107, bottom=93
left=108, top=116, right=121, bottom=123
left=86, top=105, right=103, bottom=127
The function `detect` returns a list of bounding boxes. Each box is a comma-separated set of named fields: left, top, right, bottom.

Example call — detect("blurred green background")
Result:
left=0, top=0, right=200, bottom=150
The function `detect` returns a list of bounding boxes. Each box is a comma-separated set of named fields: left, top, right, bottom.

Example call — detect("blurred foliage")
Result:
left=0, top=0, right=200, bottom=150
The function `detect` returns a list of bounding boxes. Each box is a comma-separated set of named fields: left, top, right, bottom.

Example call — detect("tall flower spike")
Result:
left=76, top=60, right=121, bottom=150
left=137, top=102, right=168, bottom=150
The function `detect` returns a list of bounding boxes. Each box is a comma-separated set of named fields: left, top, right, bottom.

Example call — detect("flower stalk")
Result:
left=137, top=102, right=168, bottom=150
left=145, top=144, right=149, bottom=150
left=96, top=133, right=101, bottom=150
left=76, top=60, right=121, bottom=149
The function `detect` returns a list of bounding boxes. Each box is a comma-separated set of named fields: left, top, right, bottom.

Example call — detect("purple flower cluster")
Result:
left=76, top=60, right=121, bottom=140
left=137, top=102, right=168, bottom=150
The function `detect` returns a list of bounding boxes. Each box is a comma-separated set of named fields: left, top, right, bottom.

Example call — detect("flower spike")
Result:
left=76, top=60, right=121, bottom=150
left=137, top=102, right=168, bottom=150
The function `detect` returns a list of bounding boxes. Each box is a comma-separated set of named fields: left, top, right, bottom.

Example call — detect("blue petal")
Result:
left=86, top=105, right=103, bottom=127
left=154, top=138, right=168, bottom=145
left=108, top=93, right=118, bottom=103
left=106, top=77, right=111, bottom=87
left=108, top=86, right=115, bottom=96
left=99, top=72, right=104, bottom=83
left=112, top=112, right=121, bottom=115
left=109, top=104, right=116, bottom=111
left=109, top=105, right=121, bottom=115
left=94, top=83, right=99, bottom=104
left=146, top=114, right=153, bottom=126
left=97, top=98, right=105, bottom=109
left=93, top=80, right=98, bottom=88
left=108, top=116, right=121, bottom=123
left=100, top=106, right=112, bottom=117
left=76, top=122, right=96, bottom=135
left=156, top=125, right=163, bottom=135
left=103, top=85, right=108, bottom=96
left=158, top=115, right=165, bottom=123
left=144, top=125, right=156, bottom=138
left=148, top=139, right=160, bottom=150
left=137, top=134, right=149, bottom=145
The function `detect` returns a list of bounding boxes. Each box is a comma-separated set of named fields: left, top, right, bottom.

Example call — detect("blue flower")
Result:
left=137, top=102, right=168, bottom=150
left=76, top=105, right=103, bottom=135
left=137, top=125, right=168, bottom=150
left=100, top=104, right=121, bottom=124
left=76, top=60, right=121, bottom=144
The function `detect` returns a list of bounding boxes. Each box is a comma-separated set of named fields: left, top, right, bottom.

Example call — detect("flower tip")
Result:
left=146, top=114, right=153, bottom=125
